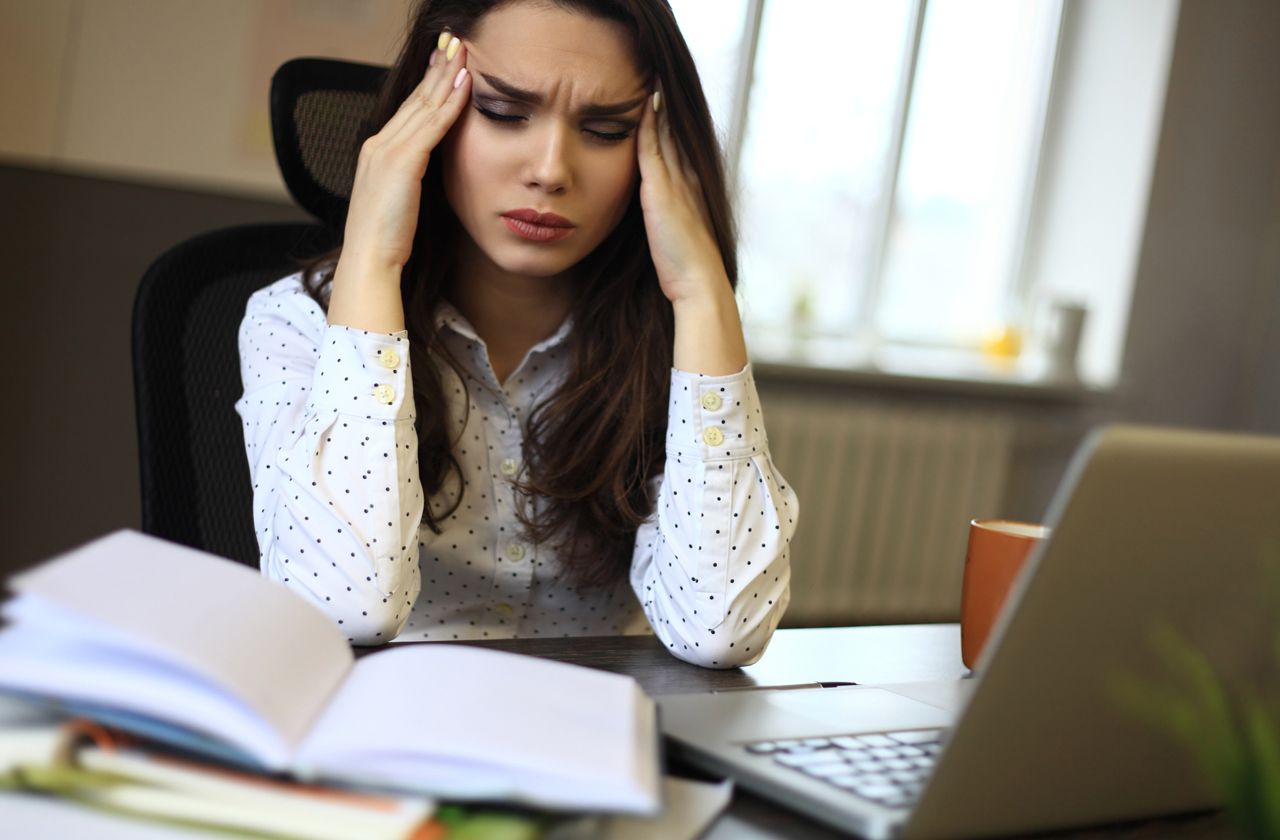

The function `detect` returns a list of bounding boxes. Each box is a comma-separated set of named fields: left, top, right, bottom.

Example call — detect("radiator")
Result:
left=763, top=397, right=1016, bottom=624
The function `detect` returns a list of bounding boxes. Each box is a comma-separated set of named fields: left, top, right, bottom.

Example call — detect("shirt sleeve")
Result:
left=630, top=364, right=797, bottom=668
left=234, top=277, right=423, bottom=644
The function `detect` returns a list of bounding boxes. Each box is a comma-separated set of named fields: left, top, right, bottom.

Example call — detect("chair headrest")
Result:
left=270, top=58, right=389, bottom=231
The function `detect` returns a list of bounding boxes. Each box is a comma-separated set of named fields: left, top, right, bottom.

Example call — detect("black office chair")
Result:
left=132, top=58, right=388, bottom=564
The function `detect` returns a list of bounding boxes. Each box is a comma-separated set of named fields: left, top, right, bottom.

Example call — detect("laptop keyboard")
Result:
left=745, top=729, right=945, bottom=810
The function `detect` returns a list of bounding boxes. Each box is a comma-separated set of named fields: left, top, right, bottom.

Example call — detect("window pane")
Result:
left=736, top=1, right=915, bottom=337
left=876, top=0, right=1061, bottom=346
left=668, top=0, right=750, bottom=142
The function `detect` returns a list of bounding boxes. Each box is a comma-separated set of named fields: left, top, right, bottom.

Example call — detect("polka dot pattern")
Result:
left=235, top=272, right=797, bottom=666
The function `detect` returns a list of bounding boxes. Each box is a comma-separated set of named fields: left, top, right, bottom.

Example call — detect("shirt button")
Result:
left=701, top=391, right=723, bottom=411
left=494, top=602, right=514, bottom=616
left=378, top=348, right=400, bottom=369
left=373, top=384, right=395, bottom=405
left=500, top=458, right=518, bottom=477
left=505, top=543, right=526, bottom=562
left=703, top=427, right=725, bottom=446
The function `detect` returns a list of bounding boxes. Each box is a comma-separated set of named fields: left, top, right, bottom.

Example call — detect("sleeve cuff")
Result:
left=666, top=363, right=767, bottom=460
left=308, top=325, right=413, bottom=420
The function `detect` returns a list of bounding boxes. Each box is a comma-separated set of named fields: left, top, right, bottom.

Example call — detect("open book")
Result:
left=0, top=531, right=661, bottom=814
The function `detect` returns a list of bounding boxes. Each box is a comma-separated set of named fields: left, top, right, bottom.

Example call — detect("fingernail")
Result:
left=437, top=31, right=451, bottom=50
left=453, top=67, right=468, bottom=89
left=446, top=36, right=461, bottom=60
left=652, top=90, right=662, bottom=113
left=428, top=48, right=438, bottom=67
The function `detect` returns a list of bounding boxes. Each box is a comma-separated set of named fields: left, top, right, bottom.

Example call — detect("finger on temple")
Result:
left=423, top=39, right=467, bottom=108
left=655, top=96, right=682, bottom=179
left=379, top=44, right=450, bottom=141
left=636, top=91, right=664, bottom=179
left=392, top=61, right=471, bottom=154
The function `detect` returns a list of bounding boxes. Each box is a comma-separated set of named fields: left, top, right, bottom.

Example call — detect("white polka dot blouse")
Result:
left=234, top=272, right=798, bottom=668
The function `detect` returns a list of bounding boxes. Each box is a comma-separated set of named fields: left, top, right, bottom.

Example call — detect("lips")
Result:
left=501, top=208, right=575, bottom=243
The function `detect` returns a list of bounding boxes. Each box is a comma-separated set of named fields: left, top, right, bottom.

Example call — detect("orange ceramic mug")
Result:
left=960, top=519, right=1050, bottom=669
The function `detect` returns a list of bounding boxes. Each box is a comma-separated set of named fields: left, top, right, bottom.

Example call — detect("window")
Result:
left=670, top=0, right=1069, bottom=379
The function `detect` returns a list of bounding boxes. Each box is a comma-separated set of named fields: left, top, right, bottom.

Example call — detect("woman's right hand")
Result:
left=328, top=34, right=470, bottom=331
left=344, top=34, right=471, bottom=272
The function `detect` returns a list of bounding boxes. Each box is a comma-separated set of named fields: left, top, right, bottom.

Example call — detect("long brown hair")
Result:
left=301, top=0, right=737, bottom=587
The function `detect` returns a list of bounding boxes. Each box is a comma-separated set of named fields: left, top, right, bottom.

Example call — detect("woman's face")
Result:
left=440, top=2, right=649, bottom=279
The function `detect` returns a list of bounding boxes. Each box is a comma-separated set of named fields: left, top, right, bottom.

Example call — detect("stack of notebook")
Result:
left=0, top=531, right=663, bottom=838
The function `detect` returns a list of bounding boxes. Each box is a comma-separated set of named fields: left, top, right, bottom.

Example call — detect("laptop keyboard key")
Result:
left=777, top=751, right=845, bottom=768
left=855, top=734, right=898, bottom=748
left=803, top=762, right=857, bottom=778
left=852, top=783, right=900, bottom=800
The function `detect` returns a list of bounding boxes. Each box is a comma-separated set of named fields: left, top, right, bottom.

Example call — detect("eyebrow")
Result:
left=477, top=72, right=648, bottom=117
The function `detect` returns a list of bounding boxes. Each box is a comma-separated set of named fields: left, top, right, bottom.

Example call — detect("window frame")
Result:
left=717, top=0, right=1069, bottom=357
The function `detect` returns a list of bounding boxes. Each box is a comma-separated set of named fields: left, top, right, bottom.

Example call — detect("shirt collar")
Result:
left=433, top=299, right=574, bottom=355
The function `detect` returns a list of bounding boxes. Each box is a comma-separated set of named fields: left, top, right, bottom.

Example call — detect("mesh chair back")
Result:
left=271, top=58, right=389, bottom=231
left=133, top=225, right=338, bottom=563
left=133, top=58, right=385, bottom=563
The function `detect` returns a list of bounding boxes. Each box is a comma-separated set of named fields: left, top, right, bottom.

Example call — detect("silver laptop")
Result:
left=660, top=424, right=1280, bottom=839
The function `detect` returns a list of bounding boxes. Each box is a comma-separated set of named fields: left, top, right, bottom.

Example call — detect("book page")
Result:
left=295, top=645, right=660, bottom=812
left=5, top=530, right=352, bottom=749
left=0, top=622, right=290, bottom=768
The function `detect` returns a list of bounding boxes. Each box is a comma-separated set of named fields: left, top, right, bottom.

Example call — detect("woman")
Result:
left=236, top=0, right=797, bottom=668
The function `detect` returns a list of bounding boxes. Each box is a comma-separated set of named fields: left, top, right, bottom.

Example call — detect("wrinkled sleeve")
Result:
left=631, top=364, right=797, bottom=668
left=234, top=277, right=423, bottom=644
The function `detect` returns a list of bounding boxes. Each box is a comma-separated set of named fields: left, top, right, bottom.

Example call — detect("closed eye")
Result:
left=585, top=125, right=634, bottom=143
left=474, top=101, right=635, bottom=143
left=475, top=104, right=525, bottom=124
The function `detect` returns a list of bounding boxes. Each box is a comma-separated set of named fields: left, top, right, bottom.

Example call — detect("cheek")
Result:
left=588, top=145, right=640, bottom=221
left=441, top=112, right=515, bottom=214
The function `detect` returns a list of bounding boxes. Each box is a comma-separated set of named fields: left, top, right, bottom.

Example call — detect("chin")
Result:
left=488, top=243, right=586, bottom=279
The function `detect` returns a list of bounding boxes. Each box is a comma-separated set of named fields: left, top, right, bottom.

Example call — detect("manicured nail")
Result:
left=437, top=31, right=451, bottom=50
left=652, top=90, right=662, bottom=113
left=446, top=36, right=461, bottom=60
left=453, top=67, right=468, bottom=89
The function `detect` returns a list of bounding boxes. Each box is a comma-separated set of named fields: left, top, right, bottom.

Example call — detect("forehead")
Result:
left=466, top=2, right=646, bottom=97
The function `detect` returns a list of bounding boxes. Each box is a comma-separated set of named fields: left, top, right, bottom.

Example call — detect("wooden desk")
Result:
left=448, top=624, right=1231, bottom=840
left=436, top=623, right=968, bottom=696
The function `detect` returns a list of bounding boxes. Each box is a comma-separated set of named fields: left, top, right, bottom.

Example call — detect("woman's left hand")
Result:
left=636, top=89, right=747, bottom=374
left=636, top=89, right=732, bottom=306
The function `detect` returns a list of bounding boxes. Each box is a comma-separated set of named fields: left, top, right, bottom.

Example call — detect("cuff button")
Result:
left=703, top=427, right=725, bottom=446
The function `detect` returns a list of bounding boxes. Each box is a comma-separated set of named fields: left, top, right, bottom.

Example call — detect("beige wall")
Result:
left=0, top=0, right=415, bottom=198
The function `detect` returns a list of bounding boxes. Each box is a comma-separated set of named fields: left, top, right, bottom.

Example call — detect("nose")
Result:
left=525, top=121, right=573, bottom=194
